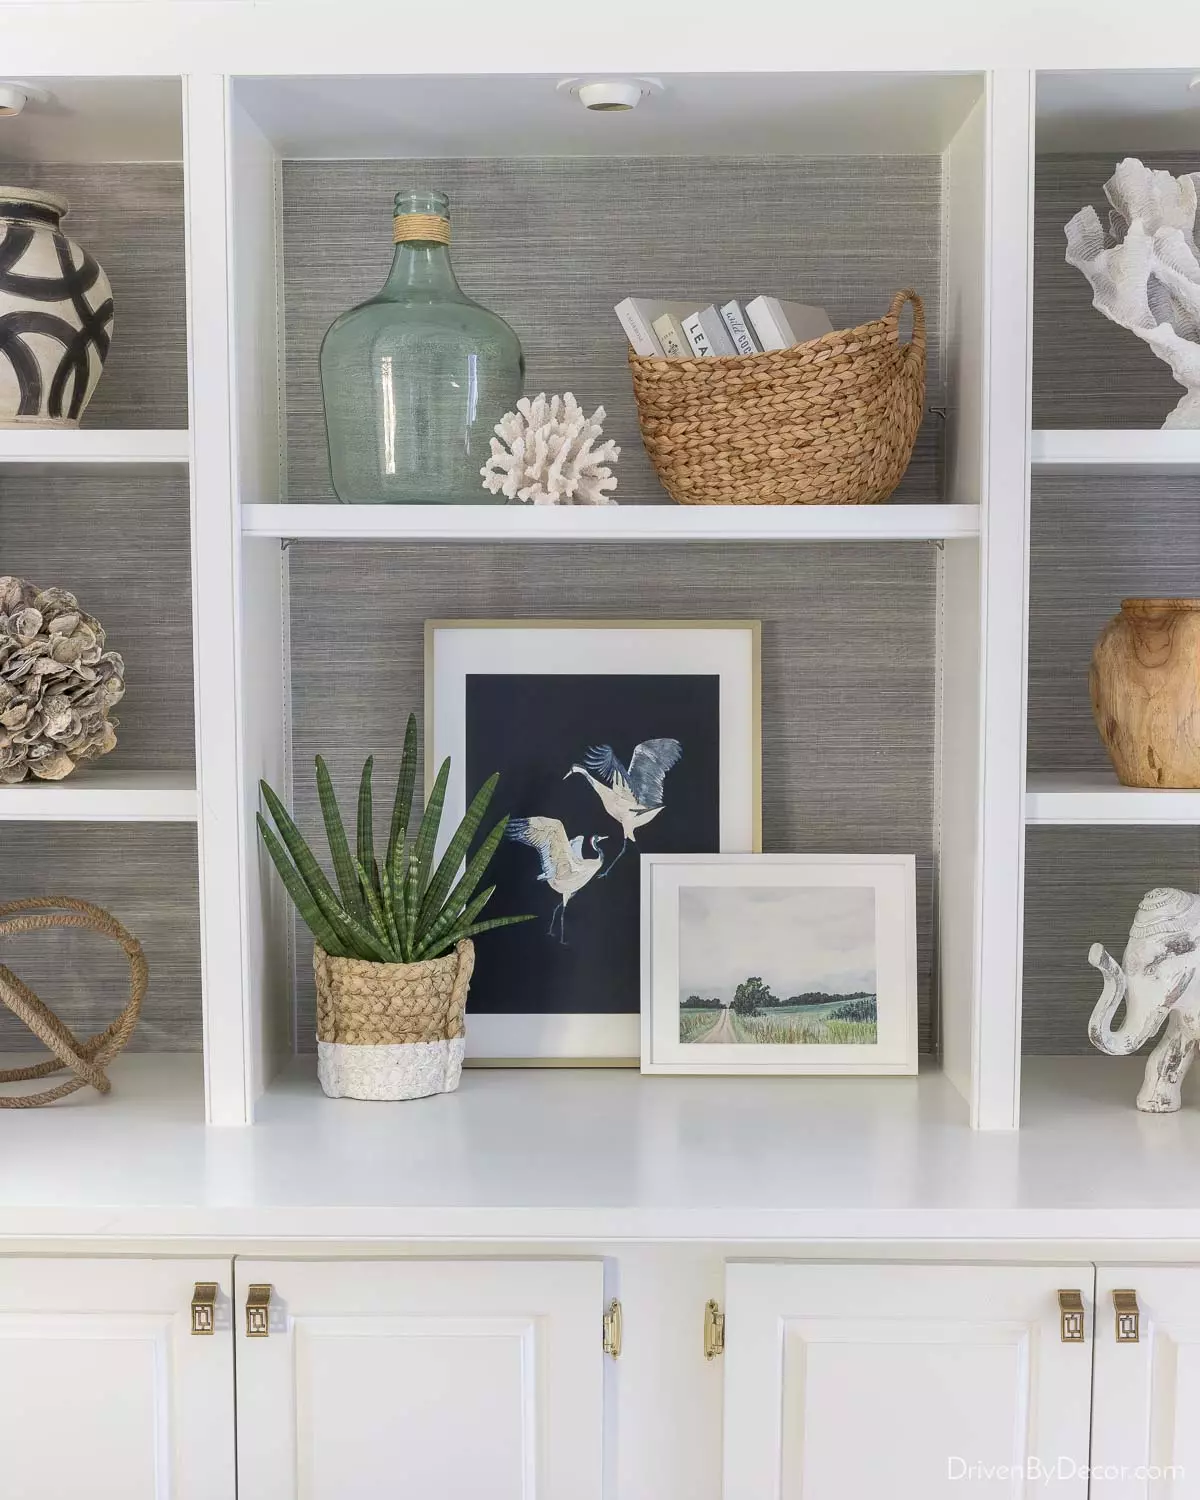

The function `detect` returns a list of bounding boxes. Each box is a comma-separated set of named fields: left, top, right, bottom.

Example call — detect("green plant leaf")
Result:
left=356, top=858, right=398, bottom=959
left=315, top=756, right=363, bottom=918
left=414, top=817, right=508, bottom=954
left=259, top=779, right=343, bottom=917
left=386, top=712, right=419, bottom=873
left=415, top=884, right=496, bottom=959
left=418, top=772, right=497, bottom=929
left=402, top=846, right=421, bottom=962
left=431, top=815, right=510, bottom=931
left=314, top=890, right=395, bottom=963
left=356, top=756, right=376, bottom=892
left=257, top=813, right=347, bottom=956
left=413, top=757, right=451, bottom=904
left=380, top=862, right=402, bottom=952
left=421, top=912, right=535, bottom=960
left=259, top=779, right=390, bottom=958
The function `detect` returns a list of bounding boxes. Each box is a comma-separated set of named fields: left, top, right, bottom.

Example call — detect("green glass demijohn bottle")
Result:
left=319, top=189, right=525, bottom=504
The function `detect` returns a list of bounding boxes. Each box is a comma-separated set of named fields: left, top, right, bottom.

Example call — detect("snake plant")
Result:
left=257, top=712, right=532, bottom=963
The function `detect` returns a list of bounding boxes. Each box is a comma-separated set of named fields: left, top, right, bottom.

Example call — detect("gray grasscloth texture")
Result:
left=1027, top=473, right=1200, bottom=774
left=1027, top=154, right=1200, bottom=1056
left=282, top=156, right=945, bottom=506
left=0, top=472, right=195, bottom=770
left=1034, top=153, right=1198, bottom=430
left=1024, top=827, right=1199, bottom=1055
left=287, top=541, right=938, bottom=1052
left=0, top=825, right=202, bottom=1053
left=0, top=162, right=187, bottom=431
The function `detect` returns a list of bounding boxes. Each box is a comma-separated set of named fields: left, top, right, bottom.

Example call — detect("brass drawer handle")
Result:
left=1059, top=1289, right=1085, bottom=1343
left=191, top=1282, right=217, bottom=1336
left=1113, top=1289, right=1140, bottom=1343
left=246, top=1283, right=272, bottom=1337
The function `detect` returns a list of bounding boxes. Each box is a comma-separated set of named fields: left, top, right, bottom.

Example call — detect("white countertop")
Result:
left=2, top=1055, right=1200, bottom=1243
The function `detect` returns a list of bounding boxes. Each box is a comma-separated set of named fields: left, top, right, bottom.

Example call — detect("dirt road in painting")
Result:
left=696, top=1007, right=737, bottom=1043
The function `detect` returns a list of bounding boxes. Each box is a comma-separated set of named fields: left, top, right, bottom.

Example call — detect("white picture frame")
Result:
left=427, top=620, right=762, bottom=1063
left=641, top=853, right=918, bottom=1075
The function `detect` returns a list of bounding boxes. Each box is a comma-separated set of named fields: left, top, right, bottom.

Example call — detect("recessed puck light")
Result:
left=0, top=81, right=51, bottom=118
left=557, top=77, right=663, bottom=113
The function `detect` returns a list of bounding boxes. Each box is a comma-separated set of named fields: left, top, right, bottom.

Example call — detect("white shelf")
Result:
left=0, top=429, right=190, bottom=474
left=0, top=1056, right=1197, bottom=1240
left=242, top=503, right=981, bottom=543
left=1031, top=429, right=1200, bottom=474
left=1026, top=771, right=1200, bottom=826
left=0, top=769, right=199, bottom=823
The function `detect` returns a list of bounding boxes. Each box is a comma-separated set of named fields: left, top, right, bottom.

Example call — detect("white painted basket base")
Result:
left=317, top=1037, right=466, bottom=1101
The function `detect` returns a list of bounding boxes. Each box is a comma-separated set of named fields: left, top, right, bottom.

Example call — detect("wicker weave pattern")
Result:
left=314, top=939, right=474, bottom=1047
left=0, top=897, right=147, bottom=1108
left=628, top=290, right=926, bottom=506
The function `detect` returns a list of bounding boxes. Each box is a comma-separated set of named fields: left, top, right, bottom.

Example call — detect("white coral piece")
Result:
left=481, top=392, right=620, bottom=505
left=1066, top=158, right=1200, bottom=429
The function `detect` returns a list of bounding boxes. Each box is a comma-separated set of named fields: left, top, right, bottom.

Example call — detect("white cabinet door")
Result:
left=1093, top=1266, right=1200, bottom=1498
left=722, top=1262, right=1094, bottom=1500
left=0, top=1256, right=235, bottom=1500
left=235, top=1257, right=605, bottom=1500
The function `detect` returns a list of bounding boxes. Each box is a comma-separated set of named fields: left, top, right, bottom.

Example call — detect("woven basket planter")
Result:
left=628, top=290, right=926, bottom=506
left=314, top=938, right=474, bottom=1101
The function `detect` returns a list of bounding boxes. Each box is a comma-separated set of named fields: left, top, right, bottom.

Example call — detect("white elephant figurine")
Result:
left=1088, top=887, right=1200, bottom=1112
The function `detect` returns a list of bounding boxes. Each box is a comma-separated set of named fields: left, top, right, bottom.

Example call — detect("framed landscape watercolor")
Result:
left=641, top=854, right=917, bottom=1075
left=426, top=621, right=761, bottom=1063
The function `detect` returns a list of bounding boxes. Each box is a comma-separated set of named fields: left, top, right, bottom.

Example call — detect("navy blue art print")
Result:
left=465, top=672, right=721, bottom=1015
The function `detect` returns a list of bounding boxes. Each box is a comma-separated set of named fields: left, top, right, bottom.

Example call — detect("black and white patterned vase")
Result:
left=0, top=187, right=113, bottom=428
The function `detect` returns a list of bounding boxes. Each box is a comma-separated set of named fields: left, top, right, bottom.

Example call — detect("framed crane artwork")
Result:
left=426, top=620, right=761, bottom=1063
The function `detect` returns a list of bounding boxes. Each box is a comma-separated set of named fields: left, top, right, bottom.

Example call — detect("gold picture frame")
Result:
left=425, top=619, right=762, bottom=1066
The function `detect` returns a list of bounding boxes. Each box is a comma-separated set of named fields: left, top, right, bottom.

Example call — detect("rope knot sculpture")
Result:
left=0, top=897, right=146, bottom=1107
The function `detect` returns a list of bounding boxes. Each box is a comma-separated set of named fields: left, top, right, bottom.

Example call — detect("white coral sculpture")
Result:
left=1065, top=157, right=1200, bottom=429
left=0, top=576, right=125, bottom=784
left=481, top=392, right=620, bottom=505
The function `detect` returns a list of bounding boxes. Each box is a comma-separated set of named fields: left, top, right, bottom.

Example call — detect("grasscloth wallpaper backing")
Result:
left=0, top=474, right=195, bottom=770
left=288, top=542, right=938, bottom=1053
left=0, top=476, right=198, bottom=1050
left=1027, top=152, right=1200, bottom=1052
left=3, top=153, right=1186, bottom=1059
left=0, top=162, right=195, bottom=1049
left=0, top=826, right=202, bottom=1053
left=282, top=156, right=946, bottom=506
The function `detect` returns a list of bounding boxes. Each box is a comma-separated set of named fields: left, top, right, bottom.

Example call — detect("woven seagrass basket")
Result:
left=628, top=290, right=926, bottom=506
left=314, top=938, right=474, bottom=1101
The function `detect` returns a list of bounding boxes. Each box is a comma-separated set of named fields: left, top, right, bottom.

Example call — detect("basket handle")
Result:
left=888, top=289, right=925, bottom=356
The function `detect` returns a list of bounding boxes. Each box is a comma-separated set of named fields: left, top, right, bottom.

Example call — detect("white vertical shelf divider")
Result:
left=228, top=84, right=294, bottom=1108
left=965, top=70, right=1036, bottom=1129
left=938, top=90, right=986, bottom=1119
left=183, top=74, right=255, bottom=1125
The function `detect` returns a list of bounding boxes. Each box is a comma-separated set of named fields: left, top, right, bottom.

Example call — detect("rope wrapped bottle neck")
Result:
left=393, top=213, right=451, bottom=245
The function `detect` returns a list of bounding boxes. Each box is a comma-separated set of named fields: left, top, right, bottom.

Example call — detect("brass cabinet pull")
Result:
left=1113, top=1289, right=1140, bottom=1343
left=190, top=1282, right=217, bottom=1336
left=704, top=1299, right=725, bottom=1360
left=1059, top=1289, right=1085, bottom=1343
left=602, top=1298, right=622, bottom=1359
left=245, top=1283, right=272, bottom=1338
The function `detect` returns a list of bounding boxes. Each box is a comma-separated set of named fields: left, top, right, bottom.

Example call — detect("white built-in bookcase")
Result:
left=1, top=52, right=1197, bottom=1135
